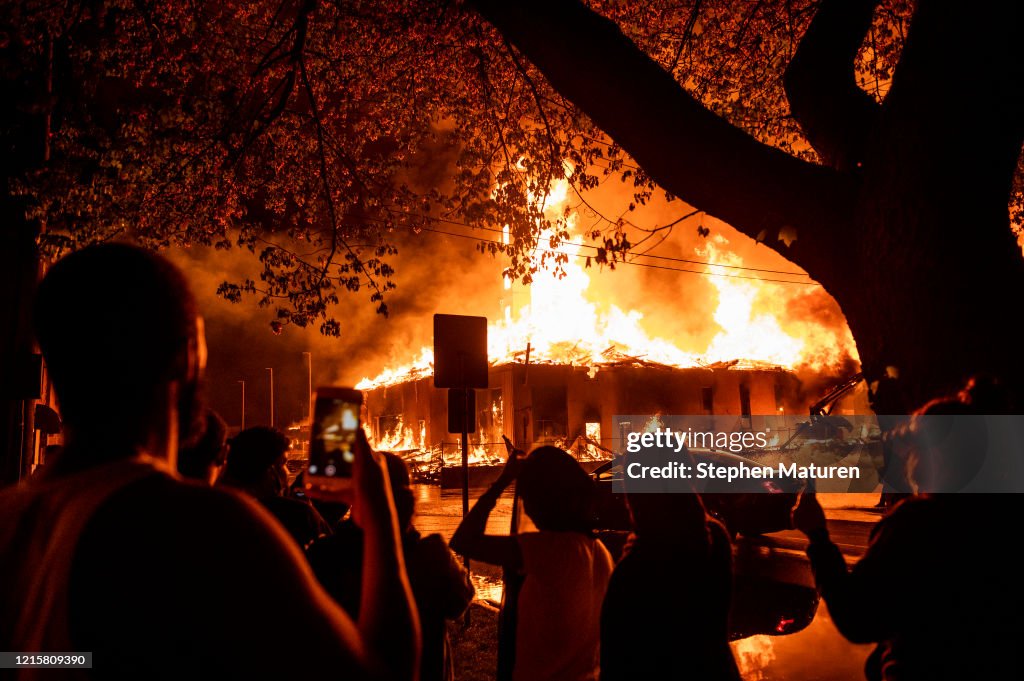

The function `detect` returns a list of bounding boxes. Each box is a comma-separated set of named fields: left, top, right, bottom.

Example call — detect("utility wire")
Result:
left=381, top=208, right=810, bottom=277
left=410, top=224, right=819, bottom=286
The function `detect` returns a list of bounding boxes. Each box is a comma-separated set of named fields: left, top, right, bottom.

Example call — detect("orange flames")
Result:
left=373, top=414, right=421, bottom=452
left=731, top=635, right=777, bottom=680
left=700, top=235, right=858, bottom=370
left=371, top=405, right=507, bottom=465
left=357, top=180, right=858, bottom=392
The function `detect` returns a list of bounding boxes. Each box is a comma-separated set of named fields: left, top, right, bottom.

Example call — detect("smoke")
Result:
left=169, top=227, right=503, bottom=431
left=170, top=152, right=863, bottom=429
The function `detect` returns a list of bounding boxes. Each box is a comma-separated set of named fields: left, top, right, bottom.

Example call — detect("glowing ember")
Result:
left=441, top=441, right=505, bottom=467
left=357, top=180, right=857, bottom=391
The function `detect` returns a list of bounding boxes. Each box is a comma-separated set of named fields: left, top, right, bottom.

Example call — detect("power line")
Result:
left=411, top=224, right=819, bottom=284
left=381, top=207, right=810, bottom=277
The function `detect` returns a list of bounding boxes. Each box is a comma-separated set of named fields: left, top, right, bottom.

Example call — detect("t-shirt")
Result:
left=0, top=455, right=169, bottom=663
left=512, top=531, right=614, bottom=681
left=1, top=455, right=377, bottom=680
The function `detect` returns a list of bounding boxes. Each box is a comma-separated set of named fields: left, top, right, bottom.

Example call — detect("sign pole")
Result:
left=461, top=388, right=470, bottom=517
left=432, top=313, right=488, bottom=630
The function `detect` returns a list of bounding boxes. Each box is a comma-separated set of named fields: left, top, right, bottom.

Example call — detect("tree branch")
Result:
left=469, top=0, right=856, bottom=287
left=667, top=0, right=702, bottom=73
left=783, top=0, right=881, bottom=171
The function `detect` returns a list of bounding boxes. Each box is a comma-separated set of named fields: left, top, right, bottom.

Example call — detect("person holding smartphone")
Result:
left=791, top=381, right=1018, bottom=681
left=308, top=451, right=474, bottom=681
left=0, top=245, right=419, bottom=680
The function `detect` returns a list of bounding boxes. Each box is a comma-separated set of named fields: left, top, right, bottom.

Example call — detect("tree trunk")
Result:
left=845, top=0, right=1024, bottom=410
left=0, top=41, right=48, bottom=483
left=0, top=226, right=41, bottom=484
left=473, top=0, right=1024, bottom=411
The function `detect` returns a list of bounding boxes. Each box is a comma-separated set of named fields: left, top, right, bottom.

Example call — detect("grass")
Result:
left=450, top=601, right=499, bottom=681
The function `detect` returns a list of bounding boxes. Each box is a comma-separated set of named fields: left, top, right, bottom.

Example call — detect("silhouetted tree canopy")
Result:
left=4, top=0, right=1023, bottom=406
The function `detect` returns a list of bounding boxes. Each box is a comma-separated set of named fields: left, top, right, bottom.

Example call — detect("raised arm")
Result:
left=168, top=433, right=420, bottom=680
left=450, top=449, right=523, bottom=569
left=347, top=431, right=421, bottom=679
left=793, top=490, right=894, bottom=644
left=75, top=469, right=417, bottom=681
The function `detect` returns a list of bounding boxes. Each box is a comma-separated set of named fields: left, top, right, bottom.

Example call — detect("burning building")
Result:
left=354, top=181, right=856, bottom=482
left=361, top=357, right=803, bottom=485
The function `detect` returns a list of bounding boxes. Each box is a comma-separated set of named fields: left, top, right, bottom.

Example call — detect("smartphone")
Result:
left=307, top=387, right=363, bottom=492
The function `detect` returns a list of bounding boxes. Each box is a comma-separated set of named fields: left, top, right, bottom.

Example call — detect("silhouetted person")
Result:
left=601, top=487, right=741, bottom=681
left=0, top=244, right=419, bottom=679
left=177, top=408, right=228, bottom=484
left=452, top=445, right=613, bottom=681
left=793, top=379, right=1018, bottom=681
left=308, top=452, right=474, bottom=681
left=291, top=474, right=351, bottom=528
left=220, top=426, right=330, bottom=548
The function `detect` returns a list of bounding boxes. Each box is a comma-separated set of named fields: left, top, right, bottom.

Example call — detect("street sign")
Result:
left=433, top=314, right=488, bottom=389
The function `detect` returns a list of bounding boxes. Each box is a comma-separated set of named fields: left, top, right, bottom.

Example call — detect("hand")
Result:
left=349, top=428, right=395, bottom=531
left=305, top=430, right=394, bottom=531
left=792, top=489, right=827, bottom=535
left=495, top=444, right=525, bottom=487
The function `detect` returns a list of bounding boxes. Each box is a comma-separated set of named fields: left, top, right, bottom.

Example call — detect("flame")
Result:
left=358, top=347, right=434, bottom=390
left=448, top=442, right=505, bottom=467
left=485, top=182, right=704, bottom=368
left=375, top=415, right=419, bottom=451
left=700, top=235, right=859, bottom=372
left=731, top=635, right=777, bottom=680
left=357, top=179, right=857, bottom=391
left=701, top=236, right=804, bottom=368
left=373, top=417, right=500, bottom=465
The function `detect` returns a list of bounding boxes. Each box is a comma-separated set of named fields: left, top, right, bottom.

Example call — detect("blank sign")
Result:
left=433, top=314, right=488, bottom=389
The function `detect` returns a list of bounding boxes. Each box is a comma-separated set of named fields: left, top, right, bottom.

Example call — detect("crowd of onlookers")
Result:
left=0, top=243, right=1020, bottom=681
left=176, top=414, right=475, bottom=681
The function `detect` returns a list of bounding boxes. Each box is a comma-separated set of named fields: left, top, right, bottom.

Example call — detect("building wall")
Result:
left=364, top=363, right=804, bottom=456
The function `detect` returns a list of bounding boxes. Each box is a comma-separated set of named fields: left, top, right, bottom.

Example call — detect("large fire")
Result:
left=357, top=180, right=857, bottom=401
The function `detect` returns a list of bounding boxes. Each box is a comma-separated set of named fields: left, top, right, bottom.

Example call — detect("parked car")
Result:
left=592, top=449, right=802, bottom=538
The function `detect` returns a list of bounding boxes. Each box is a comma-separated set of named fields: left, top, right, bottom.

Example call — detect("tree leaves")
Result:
left=12, top=0, right=1021, bottom=336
